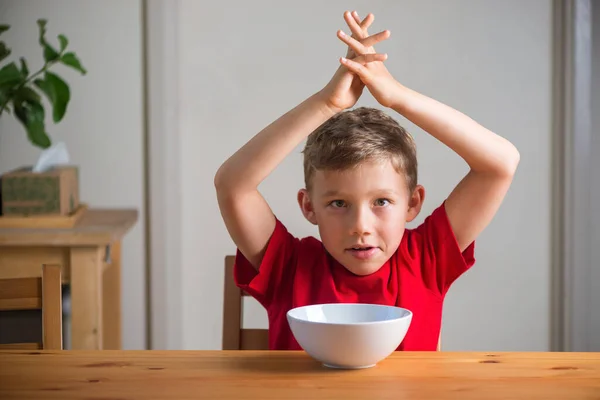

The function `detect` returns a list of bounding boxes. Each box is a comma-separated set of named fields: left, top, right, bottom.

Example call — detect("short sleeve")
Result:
left=402, top=201, right=475, bottom=297
left=233, top=218, right=298, bottom=309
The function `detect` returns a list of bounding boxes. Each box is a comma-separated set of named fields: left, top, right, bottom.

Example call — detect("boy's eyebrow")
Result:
left=321, top=190, right=343, bottom=198
left=321, top=189, right=400, bottom=198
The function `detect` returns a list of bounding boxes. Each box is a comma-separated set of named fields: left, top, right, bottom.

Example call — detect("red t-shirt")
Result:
left=233, top=201, right=475, bottom=351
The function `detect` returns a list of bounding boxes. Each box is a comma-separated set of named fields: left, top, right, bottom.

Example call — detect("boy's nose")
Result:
left=349, top=206, right=373, bottom=236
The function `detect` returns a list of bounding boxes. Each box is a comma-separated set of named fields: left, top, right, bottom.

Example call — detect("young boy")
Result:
left=214, top=11, right=519, bottom=351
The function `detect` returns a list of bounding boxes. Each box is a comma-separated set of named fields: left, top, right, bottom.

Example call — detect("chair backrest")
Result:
left=0, top=264, right=63, bottom=350
left=222, top=256, right=269, bottom=350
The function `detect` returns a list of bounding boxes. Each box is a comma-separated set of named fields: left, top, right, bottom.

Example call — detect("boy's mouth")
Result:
left=345, top=246, right=379, bottom=260
left=349, top=246, right=374, bottom=250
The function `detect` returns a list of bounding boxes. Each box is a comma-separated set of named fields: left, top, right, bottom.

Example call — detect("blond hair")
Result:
left=302, top=107, right=417, bottom=192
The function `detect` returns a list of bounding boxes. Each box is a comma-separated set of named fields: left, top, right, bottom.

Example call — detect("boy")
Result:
left=214, top=11, right=519, bottom=351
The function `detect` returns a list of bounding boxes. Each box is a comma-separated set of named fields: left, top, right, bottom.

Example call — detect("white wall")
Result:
left=146, top=0, right=184, bottom=350
left=0, top=0, right=147, bottom=349
left=174, top=0, right=553, bottom=351
left=591, top=0, right=600, bottom=351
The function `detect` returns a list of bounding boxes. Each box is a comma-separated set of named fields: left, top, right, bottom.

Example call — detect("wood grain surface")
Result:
left=0, top=350, right=599, bottom=399
left=0, top=209, right=137, bottom=246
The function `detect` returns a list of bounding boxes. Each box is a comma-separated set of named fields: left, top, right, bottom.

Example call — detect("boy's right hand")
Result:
left=319, top=11, right=390, bottom=113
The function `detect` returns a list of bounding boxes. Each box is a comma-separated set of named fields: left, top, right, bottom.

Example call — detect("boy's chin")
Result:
left=339, top=256, right=387, bottom=276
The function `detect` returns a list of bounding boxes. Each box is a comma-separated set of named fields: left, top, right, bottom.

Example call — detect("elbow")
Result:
left=214, top=164, right=232, bottom=195
left=214, top=167, right=235, bottom=208
left=214, top=165, right=248, bottom=200
left=503, top=143, right=520, bottom=177
left=474, top=142, right=520, bottom=179
left=492, top=143, right=520, bottom=179
left=214, top=161, right=258, bottom=197
left=214, top=166, right=224, bottom=191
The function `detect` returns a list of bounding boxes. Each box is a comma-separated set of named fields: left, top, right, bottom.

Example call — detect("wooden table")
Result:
left=0, top=209, right=137, bottom=350
left=0, top=350, right=598, bottom=399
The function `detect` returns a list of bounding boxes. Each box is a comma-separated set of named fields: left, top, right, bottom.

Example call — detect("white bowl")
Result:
left=286, top=303, right=412, bottom=369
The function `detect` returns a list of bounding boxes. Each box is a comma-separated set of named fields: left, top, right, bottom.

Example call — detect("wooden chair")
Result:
left=222, top=255, right=442, bottom=351
left=222, top=256, right=269, bottom=350
left=0, top=264, right=63, bottom=350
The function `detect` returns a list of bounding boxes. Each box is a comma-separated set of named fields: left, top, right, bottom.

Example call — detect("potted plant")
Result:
left=0, top=19, right=86, bottom=218
left=0, top=19, right=86, bottom=148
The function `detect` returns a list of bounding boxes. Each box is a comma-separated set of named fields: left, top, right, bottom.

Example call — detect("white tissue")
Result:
left=32, top=142, right=70, bottom=173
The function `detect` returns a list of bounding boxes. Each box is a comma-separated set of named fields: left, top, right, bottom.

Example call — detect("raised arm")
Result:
left=214, top=94, right=337, bottom=269
left=215, top=11, right=390, bottom=269
left=337, top=28, right=520, bottom=251
left=389, top=86, right=519, bottom=251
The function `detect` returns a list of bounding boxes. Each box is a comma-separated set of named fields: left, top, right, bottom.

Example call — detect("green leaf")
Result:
left=12, top=94, right=51, bottom=149
left=0, top=90, right=8, bottom=105
left=0, top=41, right=10, bottom=62
left=34, top=71, right=70, bottom=123
left=43, top=43, right=60, bottom=63
left=37, top=19, right=59, bottom=62
left=19, top=57, right=29, bottom=77
left=60, top=52, right=86, bottom=75
left=0, top=62, right=25, bottom=88
left=0, top=25, right=9, bottom=35
left=0, top=89, right=10, bottom=115
left=37, top=19, right=47, bottom=42
left=0, top=63, right=26, bottom=116
left=13, top=85, right=41, bottom=104
left=58, top=34, right=68, bottom=51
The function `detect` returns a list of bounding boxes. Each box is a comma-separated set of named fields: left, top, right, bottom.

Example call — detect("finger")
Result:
left=362, top=29, right=391, bottom=48
left=339, top=56, right=373, bottom=81
left=344, top=10, right=364, bottom=39
left=341, top=53, right=387, bottom=68
left=351, top=10, right=362, bottom=26
left=338, top=30, right=367, bottom=55
left=354, top=53, right=388, bottom=63
left=360, top=13, right=375, bottom=30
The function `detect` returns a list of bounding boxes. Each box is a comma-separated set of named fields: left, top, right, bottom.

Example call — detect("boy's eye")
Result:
left=374, top=198, right=390, bottom=207
left=330, top=200, right=346, bottom=208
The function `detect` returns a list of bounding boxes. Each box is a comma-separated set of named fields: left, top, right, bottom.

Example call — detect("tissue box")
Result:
left=0, top=166, right=79, bottom=216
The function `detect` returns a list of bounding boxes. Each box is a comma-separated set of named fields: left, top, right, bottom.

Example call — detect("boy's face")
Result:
left=298, top=159, right=424, bottom=276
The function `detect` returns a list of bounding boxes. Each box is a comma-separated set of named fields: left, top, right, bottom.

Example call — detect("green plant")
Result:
left=0, top=19, right=86, bottom=149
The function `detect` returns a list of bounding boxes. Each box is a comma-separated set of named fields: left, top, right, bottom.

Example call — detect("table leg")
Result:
left=70, top=246, right=103, bottom=350
left=102, top=241, right=122, bottom=349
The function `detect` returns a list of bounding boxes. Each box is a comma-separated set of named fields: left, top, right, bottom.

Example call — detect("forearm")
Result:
left=214, top=91, right=337, bottom=193
left=389, top=83, right=520, bottom=176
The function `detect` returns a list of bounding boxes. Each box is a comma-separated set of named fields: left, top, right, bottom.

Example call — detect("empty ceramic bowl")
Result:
left=286, top=303, right=412, bottom=369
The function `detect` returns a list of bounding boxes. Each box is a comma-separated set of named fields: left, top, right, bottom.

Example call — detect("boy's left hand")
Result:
left=337, top=28, right=399, bottom=108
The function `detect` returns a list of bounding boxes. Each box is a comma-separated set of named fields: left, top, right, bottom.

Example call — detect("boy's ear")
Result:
left=406, top=184, right=425, bottom=223
left=297, top=188, right=318, bottom=225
